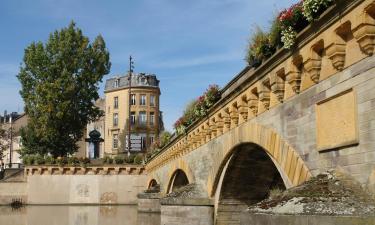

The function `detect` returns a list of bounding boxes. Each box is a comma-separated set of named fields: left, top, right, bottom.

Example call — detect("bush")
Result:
left=67, top=157, right=79, bottom=166
left=114, top=156, right=124, bottom=164
left=126, top=154, right=136, bottom=164
left=56, top=157, right=67, bottom=166
left=35, top=154, right=45, bottom=165
left=133, top=154, right=143, bottom=165
left=45, top=155, right=55, bottom=165
left=22, top=155, right=34, bottom=165
left=79, top=157, right=90, bottom=167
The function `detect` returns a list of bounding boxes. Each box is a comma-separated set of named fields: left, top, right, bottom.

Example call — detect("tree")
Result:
left=17, top=22, right=111, bottom=157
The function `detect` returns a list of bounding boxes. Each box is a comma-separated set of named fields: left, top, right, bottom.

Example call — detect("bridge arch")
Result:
left=167, top=169, right=190, bottom=193
left=148, top=179, right=158, bottom=189
left=207, top=123, right=311, bottom=197
left=164, top=158, right=195, bottom=194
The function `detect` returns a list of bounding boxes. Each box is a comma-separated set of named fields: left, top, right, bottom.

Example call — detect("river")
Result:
left=0, top=205, right=160, bottom=225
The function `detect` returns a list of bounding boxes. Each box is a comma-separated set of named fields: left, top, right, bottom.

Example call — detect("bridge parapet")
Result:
left=25, top=165, right=146, bottom=176
left=146, top=0, right=375, bottom=173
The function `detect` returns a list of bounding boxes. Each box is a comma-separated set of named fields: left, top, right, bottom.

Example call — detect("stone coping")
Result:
left=25, top=165, right=146, bottom=176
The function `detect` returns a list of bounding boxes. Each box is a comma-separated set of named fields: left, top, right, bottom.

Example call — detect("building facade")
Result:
left=82, top=98, right=105, bottom=158
left=0, top=114, right=28, bottom=167
left=104, top=73, right=161, bottom=156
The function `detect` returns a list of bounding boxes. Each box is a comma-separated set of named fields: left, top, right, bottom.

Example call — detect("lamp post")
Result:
left=127, top=56, right=134, bottom=157
left=8, top=116, right=13, bottom=168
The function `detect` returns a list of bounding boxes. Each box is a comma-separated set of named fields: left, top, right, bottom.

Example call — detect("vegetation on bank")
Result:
left=17, top=21, right=111, bottom=158
left=22, top=153, right=145, bottom=167
left=246, top=0, right=334, bottom=66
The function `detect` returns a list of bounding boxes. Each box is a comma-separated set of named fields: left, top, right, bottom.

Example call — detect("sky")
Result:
left=0, top=0, right=296, bottom=131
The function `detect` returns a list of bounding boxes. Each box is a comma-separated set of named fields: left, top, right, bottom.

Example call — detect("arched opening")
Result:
left=217, top=143, right=286, bottom=223
left=148, top=179, right=158, bottom=189
left=167, top=169, right=189, bottom=193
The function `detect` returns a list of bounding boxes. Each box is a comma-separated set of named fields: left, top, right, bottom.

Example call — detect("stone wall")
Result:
left=0, top=182, right=27, bottom=205
left=26, top=174, right=147, bottom=204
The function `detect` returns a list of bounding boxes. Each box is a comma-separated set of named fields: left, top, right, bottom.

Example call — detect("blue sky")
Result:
left=0, top=0, right=296, bottom=131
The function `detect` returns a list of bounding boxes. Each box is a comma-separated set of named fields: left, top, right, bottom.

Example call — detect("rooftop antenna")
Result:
left=127, top=56, right=135, bottom=157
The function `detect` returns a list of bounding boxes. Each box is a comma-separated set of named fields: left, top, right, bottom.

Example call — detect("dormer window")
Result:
left=114, top=79, right=120, bottom=88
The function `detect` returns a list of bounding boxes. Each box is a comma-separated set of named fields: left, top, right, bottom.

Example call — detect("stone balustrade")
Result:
left=25, top=165, right=146, bottom=176
left=146, top=0, right=375, bottom=172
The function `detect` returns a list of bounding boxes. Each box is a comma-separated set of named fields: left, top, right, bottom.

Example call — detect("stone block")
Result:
left=316, top=89, right=359, bottom=151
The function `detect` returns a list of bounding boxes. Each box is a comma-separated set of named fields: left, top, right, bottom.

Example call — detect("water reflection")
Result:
left=0, top=205, right=160, bottom=225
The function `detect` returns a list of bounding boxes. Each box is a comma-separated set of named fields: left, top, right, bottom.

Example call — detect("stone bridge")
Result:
left=144, top=0, right=375, bottom=223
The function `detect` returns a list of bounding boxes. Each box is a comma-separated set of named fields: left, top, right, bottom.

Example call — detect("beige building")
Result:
left=104, top=73, right=162, bottom=156
left=80, top=98, right=106, bottom=158
left=1, top=114, right=28, bottom=167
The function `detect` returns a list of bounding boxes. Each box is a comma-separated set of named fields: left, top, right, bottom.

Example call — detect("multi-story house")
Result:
left=104, top=73, right=162, bottom=156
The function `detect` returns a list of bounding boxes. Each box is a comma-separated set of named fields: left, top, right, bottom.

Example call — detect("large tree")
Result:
left=17, top=22, right=111, bottom=157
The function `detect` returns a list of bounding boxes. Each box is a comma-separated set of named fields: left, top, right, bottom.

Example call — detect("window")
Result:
left=150, top=95, right=155, bottom=106
left=114, top=97, right=118, bottom=109
left=113, top=113, right=118, bottom=126
left=131, top=94, right=136, bottom=105
left=139, top=111, right=147, bottom=125
left=141, top=136, right=147, bottom=150
left=113, top=134, right=119, bottom=149
left=130, top=112, right=136, bottom=125
left=150, top=112, right=155, bottom=126
left=150, top=136, right=154, bottom=145
left=140, top=95, right=146, bottom=105
left=114, top=79, right=119, bottom=88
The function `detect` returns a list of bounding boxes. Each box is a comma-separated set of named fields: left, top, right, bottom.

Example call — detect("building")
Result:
left=104, top=73, right=162, bottom=156
left=0, top=113, right=28, bottom=167
left=78, top=98, right=105, bottom=158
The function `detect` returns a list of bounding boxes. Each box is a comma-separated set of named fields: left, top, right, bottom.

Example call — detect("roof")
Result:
left=105, top=73, right=160, bottom=92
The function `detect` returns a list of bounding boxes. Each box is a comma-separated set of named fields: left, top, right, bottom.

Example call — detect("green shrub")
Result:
left=133, top=154, right=143, bottom=165
left=103, top=156, right=112, bottom=164
left=35, top=154, right=45, bottom=165
left=22, top=155, right=33, bottom=165
left=45, top=155, right=55, bottom=165
left=56, top=157, right=67, bottom=166
left=79, top=157, right=90, bottom=167
left=67, top=157, right=79, bottom=166
left=114, top=156, right=124, bottom=164
left=126, top=154, right=136, bottom=164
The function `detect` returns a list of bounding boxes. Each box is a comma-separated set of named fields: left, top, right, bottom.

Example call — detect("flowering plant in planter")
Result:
left=278, top=1, right=308, bottom=49
left=174, top=85, right=221, bottom=135
left=246, top=27, right=276, bottom=66
left=303, top=0, right=334, bottom=22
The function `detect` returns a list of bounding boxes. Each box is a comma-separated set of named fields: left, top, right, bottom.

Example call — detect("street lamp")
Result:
left=127, top=56, right=134, bottom=157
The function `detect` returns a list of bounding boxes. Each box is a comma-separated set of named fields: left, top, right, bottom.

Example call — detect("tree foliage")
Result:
left=17, top=22, right=111, bottom=157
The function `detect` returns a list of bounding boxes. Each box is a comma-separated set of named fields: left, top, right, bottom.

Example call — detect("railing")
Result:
left=25, top=165, right=146, bottom=175
left=146, top=0, right=375, bottom=172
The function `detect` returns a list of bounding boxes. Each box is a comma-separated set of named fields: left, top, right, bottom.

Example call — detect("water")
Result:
left=0, top=205, right=160, bottom=225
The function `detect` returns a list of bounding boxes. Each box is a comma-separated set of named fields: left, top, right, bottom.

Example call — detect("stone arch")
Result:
left=167, top=169, right=190, bottom=193
left=148, top=179, right=158, bottom=189
left=164, top=158, right=195, bottom=194
left=207, top=123, right=311, bottom=197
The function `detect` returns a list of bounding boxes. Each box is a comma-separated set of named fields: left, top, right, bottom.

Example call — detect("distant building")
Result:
left=76, top=98, right=105, bottom=158
left=104, top=73, right=162, bottom=156
left=0, top=113, right=28, bottom=167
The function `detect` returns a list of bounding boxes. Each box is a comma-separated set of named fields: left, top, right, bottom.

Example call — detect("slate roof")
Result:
left=105, top=73, right=159, bottom=92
